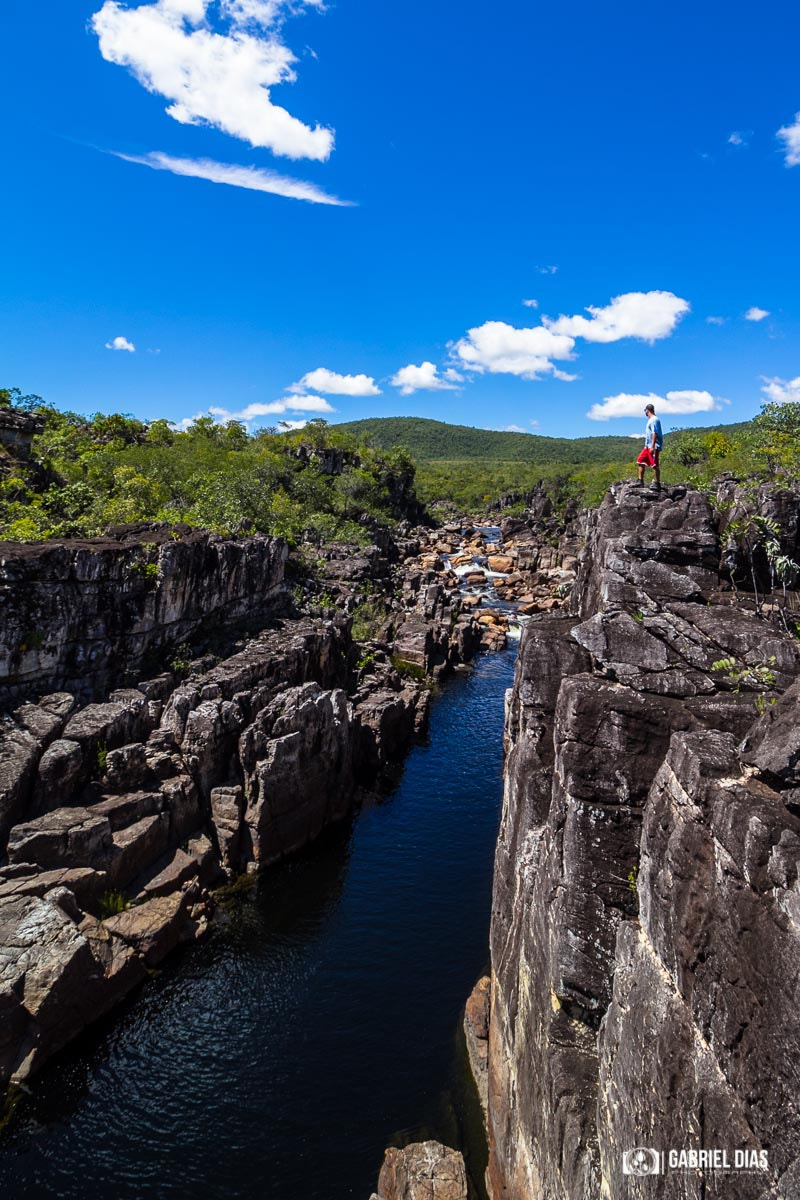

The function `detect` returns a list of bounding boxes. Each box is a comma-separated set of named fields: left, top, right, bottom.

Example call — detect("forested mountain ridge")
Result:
left=333, top=415, right=749, bottom=463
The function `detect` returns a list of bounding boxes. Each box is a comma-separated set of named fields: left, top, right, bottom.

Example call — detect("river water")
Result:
left=1, top=632, right=517, bottom=1199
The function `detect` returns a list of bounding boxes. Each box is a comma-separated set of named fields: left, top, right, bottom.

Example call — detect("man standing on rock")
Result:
left=635, top=403, right=662, bottom=490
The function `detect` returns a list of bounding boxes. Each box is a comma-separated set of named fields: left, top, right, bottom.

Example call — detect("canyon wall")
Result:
left=488, top=482, right=800, bottom=1199
left=0, top=527, right=288, bottom=704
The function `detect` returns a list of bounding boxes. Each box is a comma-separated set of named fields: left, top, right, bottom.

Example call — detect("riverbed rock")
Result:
left=374, top=1142, right=469, bottom=1200
left=0, top=725, right=40, bottom=844
left=464, top=975, right=490, bottom=1119
left=210, top=785, right=245, bottom=874
left=102, top=891, right=193, bottom=966
left=241, top=683, right=354, bottom=864
left=0, top=890, right=146, bottom=1084
left=7, top=807, right=113, bottom=872
left=32, top=738, right=84, bottom=814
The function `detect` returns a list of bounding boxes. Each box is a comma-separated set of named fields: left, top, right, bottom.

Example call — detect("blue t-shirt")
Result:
left=645, top=416, right=663, bottom=451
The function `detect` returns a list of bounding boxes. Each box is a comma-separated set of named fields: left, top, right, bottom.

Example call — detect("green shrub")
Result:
left=391, top=655, right=426, bottom=681
left=351, top=596, right=387, bottom=641
left=99, top=889, right=128, bottom=918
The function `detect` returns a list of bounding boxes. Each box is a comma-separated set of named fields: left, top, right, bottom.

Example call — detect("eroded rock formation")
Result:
left=487, top=481, right=800, bottom=1199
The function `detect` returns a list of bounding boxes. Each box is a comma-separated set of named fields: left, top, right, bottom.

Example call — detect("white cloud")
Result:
left=278, top=418, right=308, bottom=430
left=706, top=315, right=726, bottom=326
left=282, top=394, right=335, bottom=411
left=453, top=321, right=576, bottom=381
left=92, top=0, right=332, bottom=160
left=587, top=389, right=720, bottom=421
left=522, top=298, right=539, bottom=308
left=105, top=335, right=136, bottom=352
left=443, top=367, right=463, bottom=383
left=289, top=368, right=380, bottom=396
left=745, top=306, right=770, bottom=322
left=529, top=418, right=539, bottom=428
left=544, top=291, right=690, bottom=344
left=728, top=130, right=751, bottom=147
left=209, top=395, right=335, bottom=422
left=504, top=424, right=526, bottom=433
left=760, top=376, right=800, bottom=404
left=390, top=361, right=460, bottom=396
left=114, top=150, right=351, bottom=205
left=778, top=113, right=800, bottom=166
left=536, top=265, right=558, bottom=275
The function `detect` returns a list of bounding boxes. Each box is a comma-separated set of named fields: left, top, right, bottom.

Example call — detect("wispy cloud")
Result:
left=221, top=1, right=326, bottom=30
left=587, top=389, right=719, bottom=420
left=706, top=315, right=726, bottom=326
left=761, top=375, right=800, bottom=404
left=390, top=361, right=460, bottom=395
left=184, top=393, right=335, bottom=427
left=113, top=150, right=352, bottom=205
left=105, top=334, right=136, bottom=351
left=289, top=368, right=380, bottom=395
left=536, top=265, right=558, bottom=275
left=92, top=0, right=332, bottom=160
left=727, top=130, right=751, bottom=147
left=522, top=298, right=539, bottom=308
left=543, top=291, right=690, bottom=344
left=777, top=113, right=800, bottom=166
left=744, top=306, right=770, bottom=322
left=504, top=424, right=526, bottom=432
left=211, top=396, right=335, bottom=420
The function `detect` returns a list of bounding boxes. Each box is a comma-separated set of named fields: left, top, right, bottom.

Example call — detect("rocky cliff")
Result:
left=0, top=527, right=288, bottom=704
left=487, top=481, right=800, bottom=1199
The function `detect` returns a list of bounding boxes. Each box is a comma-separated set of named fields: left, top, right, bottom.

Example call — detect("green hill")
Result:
left=332, top=416, right=747, bottom=465
left=330, top=415, right=753, bottom=511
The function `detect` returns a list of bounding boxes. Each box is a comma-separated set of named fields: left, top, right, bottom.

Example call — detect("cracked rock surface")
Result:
left=487, top=481, right=800, bottom=1200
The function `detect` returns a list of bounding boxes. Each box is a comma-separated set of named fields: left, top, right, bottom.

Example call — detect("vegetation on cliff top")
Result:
left=1, top=387, right=798, bottom=542
left=0, top=389, right=417, bottom=545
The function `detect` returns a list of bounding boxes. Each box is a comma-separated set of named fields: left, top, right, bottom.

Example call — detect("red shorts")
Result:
left=637, top=448, right=660, bottom=467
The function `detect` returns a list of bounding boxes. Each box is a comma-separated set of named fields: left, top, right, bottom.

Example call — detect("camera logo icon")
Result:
left=622, top=1147, right=662, bottom=1176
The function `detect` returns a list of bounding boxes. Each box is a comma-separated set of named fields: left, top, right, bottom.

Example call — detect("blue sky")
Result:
left=2, top=0, right=800, bottom=439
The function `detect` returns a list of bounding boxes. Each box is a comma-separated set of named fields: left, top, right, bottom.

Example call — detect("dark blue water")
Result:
left=0, top=645, right=517, bottom=1200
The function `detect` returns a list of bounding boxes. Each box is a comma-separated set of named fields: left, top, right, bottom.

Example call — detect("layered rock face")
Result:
left=488, top=482, right=800, bottom=1199
left=0, top=528, right=288, bottom=703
